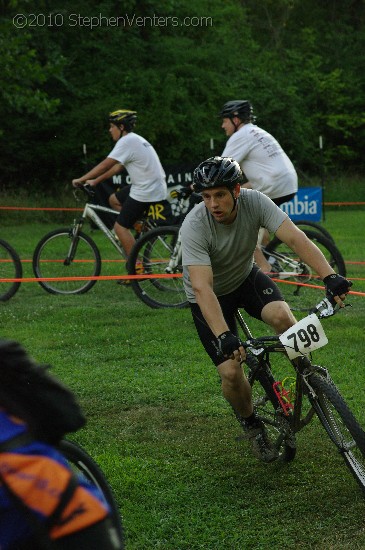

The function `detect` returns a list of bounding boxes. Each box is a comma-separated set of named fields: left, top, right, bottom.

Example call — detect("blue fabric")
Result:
left=0, top=410, right=108, bottom=549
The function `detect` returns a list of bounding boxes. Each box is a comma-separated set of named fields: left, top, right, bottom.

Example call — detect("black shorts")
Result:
left=272, top=192, right=296, bottom=206
left=189, top=265, right=284, bottom=366
left=114, top=187, right=152, bottom=229
left=114, top=185, right=131, bottom=205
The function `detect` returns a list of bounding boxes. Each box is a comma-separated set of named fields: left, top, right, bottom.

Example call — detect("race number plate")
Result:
left=279, top=314, right=328, bottom=359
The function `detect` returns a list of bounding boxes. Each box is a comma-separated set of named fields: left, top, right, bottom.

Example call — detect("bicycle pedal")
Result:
left=117, top=278, right=131, bottom=286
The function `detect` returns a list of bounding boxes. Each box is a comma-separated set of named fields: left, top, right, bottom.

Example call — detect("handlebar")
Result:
left=72, top=183, right=96, bottom=201
left=240, top=297, right=351, bottom=352
left=310, top=297, right=352, bottom=318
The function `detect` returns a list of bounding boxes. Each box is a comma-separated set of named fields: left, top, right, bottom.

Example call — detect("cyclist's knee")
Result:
left=109, top=193, right=121, bottom=211
left=261, top=301, right=297, bottom=333
left=218, top=359, right=243, bottom=387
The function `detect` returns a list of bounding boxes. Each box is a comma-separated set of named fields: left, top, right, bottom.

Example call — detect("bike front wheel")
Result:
left=33, top=228, right=101, bottom=295
left=265, top=229, right=346, bottom=312
left=0, top=239, right=22, bottom=301
left=59, top=439, right=124, bottom=547
left=127, top=225, right=188, bottom=309
left=308, top=371, right=365, bottom=493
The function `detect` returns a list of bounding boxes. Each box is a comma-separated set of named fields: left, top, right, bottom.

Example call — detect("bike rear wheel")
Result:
left=33, top=228, right=101, bottom=295
left=265, top=229, right=346, bottom=312
left=308, top=372, right=365, bottom=493
left=0, top=239, right=22, bottom=301
left=127, top=225, right=188, bottom=309
left=59, top=439, right=124, bottom=546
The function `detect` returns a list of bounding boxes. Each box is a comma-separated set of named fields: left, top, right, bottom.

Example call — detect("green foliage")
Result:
left=0, top=0, right=365, bottom=189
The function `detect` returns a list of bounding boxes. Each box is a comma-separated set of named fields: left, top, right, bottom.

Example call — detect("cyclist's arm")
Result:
left=188, top=265, right=229, bottom=337
left=85, top=163, right=124, bottom=186
left=72, top=158, right=117, bottom=187
left=275, top=218, right=335, bottom=280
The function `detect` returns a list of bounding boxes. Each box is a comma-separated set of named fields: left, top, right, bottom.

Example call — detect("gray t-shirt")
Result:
left=180, top=189, right=288, bottom=302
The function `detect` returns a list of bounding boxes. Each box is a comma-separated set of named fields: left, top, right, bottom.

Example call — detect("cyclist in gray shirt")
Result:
left=180, top=156, right=352, bottom=463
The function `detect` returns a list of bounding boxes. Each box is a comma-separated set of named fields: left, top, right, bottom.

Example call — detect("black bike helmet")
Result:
left=219, top=100, right=255, bottom=123
left=193, top=156, right=244, bottom=192
left=109, top=109, right=137, bottom=131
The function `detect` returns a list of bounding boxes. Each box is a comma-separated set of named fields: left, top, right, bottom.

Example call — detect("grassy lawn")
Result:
left=1, top=206, right=365, bottom=549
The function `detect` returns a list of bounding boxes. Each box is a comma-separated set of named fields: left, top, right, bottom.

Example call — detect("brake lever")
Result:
left=72, top=186, right=83, bottom=202
left=311, top=297, right=352, bottom=319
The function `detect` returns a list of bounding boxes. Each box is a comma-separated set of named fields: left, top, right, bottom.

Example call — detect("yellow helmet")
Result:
left=109, top=109, right=137, bottom=130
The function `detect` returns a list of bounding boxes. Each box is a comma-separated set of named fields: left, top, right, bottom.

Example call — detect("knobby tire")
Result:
left=59, top=440, right=124, bottom=546
left=308, top=372, right=365, bottom=493
left=0, top=238, right=22, bottom=302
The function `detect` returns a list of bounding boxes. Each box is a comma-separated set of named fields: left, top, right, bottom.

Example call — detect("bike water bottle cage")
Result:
left=109, top=109, right=137, bottom=131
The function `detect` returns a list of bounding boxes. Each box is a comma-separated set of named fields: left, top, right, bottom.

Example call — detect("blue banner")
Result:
left=280, top=187, right=322, bottom=222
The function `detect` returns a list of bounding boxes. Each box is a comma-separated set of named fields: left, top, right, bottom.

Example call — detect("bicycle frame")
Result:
left=262, top=246, right=310, bottom=279
left=235, top=308, right=333, bottom=435
left=75, top=203, right=126, bottom=257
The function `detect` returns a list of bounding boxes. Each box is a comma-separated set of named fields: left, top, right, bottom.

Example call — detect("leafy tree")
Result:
left=0, top=0, right=364, bottom=190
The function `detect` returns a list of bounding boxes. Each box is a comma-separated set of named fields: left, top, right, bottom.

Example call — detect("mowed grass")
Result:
left=1, top=207, right=365, bottom=549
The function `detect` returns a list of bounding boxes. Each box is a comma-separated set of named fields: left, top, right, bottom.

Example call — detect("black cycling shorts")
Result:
left=114, top=190, right=152, bottom=229
left=189, top=265, right=284, bottom=366
left=114, top=185, right=131, bottom=205
left=272, top=192, right=296, bottom=206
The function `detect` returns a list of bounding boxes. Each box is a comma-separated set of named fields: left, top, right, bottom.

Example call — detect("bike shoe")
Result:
left=117, top=262, right=145, bottom=286
left=243, top=419, right=279, bottom=463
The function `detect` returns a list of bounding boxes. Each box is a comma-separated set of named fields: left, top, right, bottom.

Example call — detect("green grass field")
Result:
left=1, top=207, right=365, bottom=549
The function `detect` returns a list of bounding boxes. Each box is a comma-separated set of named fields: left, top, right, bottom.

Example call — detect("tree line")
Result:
left=1, top=0, right=364, bottom=191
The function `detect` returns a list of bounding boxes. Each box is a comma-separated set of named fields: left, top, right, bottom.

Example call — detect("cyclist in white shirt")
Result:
left=220, top=100, right=298, bottom=273
left=72, top=110, right=167, bottom=258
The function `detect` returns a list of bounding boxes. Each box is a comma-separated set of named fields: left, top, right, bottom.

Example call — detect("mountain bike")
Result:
left=59, top=439, right=124, bottom=547
left=32, top=185, right=189, bottom=295
left=237, top=298, right=365, bottom=493
left=127, top=211, right=346, bottom=311
left=0, top=238, right=22, bottom=301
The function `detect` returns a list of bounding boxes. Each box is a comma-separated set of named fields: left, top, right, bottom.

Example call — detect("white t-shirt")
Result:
left=222, top=123, right=298, bottom=200
left=181, top=189, right=287, bottom=302
left=108, top=132, right=167, bottom=202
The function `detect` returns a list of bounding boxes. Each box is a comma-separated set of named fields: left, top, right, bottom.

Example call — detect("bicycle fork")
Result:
left=64, top=218, right=85, bottom=266
left=165, top=233, right=182, bottom=274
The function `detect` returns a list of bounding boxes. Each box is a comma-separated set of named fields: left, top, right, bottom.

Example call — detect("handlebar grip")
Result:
left=82, top=184, right=96, bottom=198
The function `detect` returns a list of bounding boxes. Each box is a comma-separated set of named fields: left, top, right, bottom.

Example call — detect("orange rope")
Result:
left=0, top=202, right=364, bottom=212
left=0, top=206, right=83, bottom=211
left=0, top=273, right=183, bottom=283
